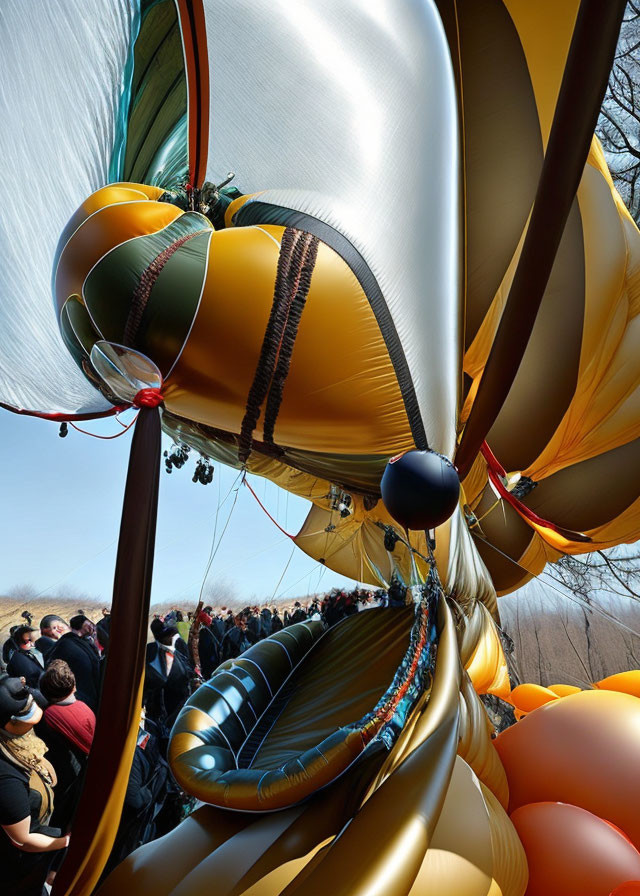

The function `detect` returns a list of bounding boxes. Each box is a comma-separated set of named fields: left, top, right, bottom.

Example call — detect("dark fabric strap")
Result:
left=238, top=227, right=319, bottom=463
left=53, top=407, right=161, bottom=895
left=455, top=0, right=627, bottom=479
left=234, top=202, right=428, bottom=451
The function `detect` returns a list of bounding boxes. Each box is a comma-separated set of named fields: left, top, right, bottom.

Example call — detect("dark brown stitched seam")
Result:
left=123, top=229, right=206, bottom=347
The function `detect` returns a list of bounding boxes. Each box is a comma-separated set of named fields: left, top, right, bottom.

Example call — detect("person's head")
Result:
left=235, top=614, right=247, bottom=630
left=40, top=614, right=69, bottom=640
left=150, top=617, right=179, bottom=646
left=96, top=616, right=111, bottom=652
left=69, top=614, right=95, bottom=638
left=39, top=660, right=75, bottom=704
left=0, top=674, right=43, bottom=734
left=13, top=624, right=38, bottom=651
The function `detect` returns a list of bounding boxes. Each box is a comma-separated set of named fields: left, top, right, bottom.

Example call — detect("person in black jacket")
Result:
left=220, top=615, right=252, bottom=661
left=260, top=607, right=273, bottom=638
left=34, top=616, right=70, bottom=663
left=271, top=608, right=283, bottom=633
left=143, top=620, right=192, bottom=729
left=7, top=626, right=44, bottom=689
left=198, top=624, right=220, bottom=680
left=0, top=675, right=70, bottom=896
left=47, top=624, right=101, bottom=713
left=1, top=626, right=20, bottom=667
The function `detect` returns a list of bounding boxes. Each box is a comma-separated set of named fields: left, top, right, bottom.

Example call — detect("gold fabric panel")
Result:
left=164, top=225, right=413, bottom=455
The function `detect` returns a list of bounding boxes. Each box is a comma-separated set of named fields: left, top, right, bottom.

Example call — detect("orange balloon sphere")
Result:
left=510, top=802, right=640, bottom=896
left=508, top=683, right=559, bottom=713
left=596, top=671, right=640, bottom=699
left=495, top=691, right=640, bottom=849
left=609, top=882, right=640, bottom=895
left=547, top=684, right=582, bottom=698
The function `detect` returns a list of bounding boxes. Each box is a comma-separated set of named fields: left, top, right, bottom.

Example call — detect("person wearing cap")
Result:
left=0, top=674, right=69, bottom=895
left=35, top=615, right=70, bottom=662
left=47, top=615, right=102, bottom=712
left=7, top=625, right=45, bottom=689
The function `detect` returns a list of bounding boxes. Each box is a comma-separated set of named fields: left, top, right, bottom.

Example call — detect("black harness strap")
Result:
left=238, top=227, right=319, bottom=463
left=262, top=232, right=319, bottom=445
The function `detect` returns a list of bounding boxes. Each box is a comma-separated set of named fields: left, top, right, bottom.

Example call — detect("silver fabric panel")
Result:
left=446, top=507, right=498, bottom=615
left=0, top=0, right=133, bottom=415
left=203, top=0, right=460, bottom=457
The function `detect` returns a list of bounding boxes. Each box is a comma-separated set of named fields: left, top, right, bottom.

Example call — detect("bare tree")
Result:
left=546, top=546, right=640, bottom=605
left=597, top=2, right=640, bottom=223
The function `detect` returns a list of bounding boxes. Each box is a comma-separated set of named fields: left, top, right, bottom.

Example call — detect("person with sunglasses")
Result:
left=0, top=674, right=70, bottom=895
left=6, top=626, right=45, bottom=689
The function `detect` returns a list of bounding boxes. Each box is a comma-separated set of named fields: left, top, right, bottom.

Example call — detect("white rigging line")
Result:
left=472, top=532, right=640, bottom=640
left=271, top=545, right=296, bottom=598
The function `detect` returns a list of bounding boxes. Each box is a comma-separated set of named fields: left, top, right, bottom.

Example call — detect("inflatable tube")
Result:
left=169, top=608, right=414, bottom=810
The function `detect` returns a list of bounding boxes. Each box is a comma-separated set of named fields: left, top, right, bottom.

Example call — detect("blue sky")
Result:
left=0, top=409, right=359, bottom=608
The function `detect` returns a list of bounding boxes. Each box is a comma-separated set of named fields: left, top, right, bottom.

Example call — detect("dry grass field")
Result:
left=2, top=586, right=638, bottom=688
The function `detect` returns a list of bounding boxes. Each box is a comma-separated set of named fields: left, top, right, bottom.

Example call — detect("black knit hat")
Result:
left=150, top=618, right=179, bottom=641
left=0, top=674, right=37, bottom=727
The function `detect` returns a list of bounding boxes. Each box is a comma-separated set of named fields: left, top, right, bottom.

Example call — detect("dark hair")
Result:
left=69, top=614, right=89, bottom=631
left=40, top=614, right=67, bottom=632
left=96, top=616, right=111, bottom=652
left=13, top=624, right=37, bottom=643
left=39, top=660, right=76, bottom=703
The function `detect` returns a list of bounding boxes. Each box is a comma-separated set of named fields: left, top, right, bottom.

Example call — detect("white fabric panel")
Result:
left=203, top=0, right=460, bottom=457
left=0, top=0, right=134, bottom=416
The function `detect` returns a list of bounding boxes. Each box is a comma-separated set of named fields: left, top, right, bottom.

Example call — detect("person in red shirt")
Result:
left=37, top=660, right=95, bottom=829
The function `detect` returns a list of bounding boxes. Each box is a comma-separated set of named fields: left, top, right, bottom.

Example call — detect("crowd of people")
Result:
left=0, top=585, right=396, bottom=894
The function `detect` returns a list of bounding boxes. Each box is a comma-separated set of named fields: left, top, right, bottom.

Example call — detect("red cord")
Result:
left=133, top=387, right=164, bottom=408
left=242, top=477, right=294, bottom=539
left=69, top=413, right=139, bottom=440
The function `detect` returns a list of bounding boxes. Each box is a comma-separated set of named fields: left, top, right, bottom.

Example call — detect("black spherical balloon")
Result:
left=380, top=450, right=460, bottom=530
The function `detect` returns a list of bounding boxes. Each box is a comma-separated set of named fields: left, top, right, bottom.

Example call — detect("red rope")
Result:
left=481, top=441, right=591, bottom=543
left=242, top=477, right=294, bottom=539
left=133, top=388, right=164, bottom=408
left=69, top=413, right=139, bottom=440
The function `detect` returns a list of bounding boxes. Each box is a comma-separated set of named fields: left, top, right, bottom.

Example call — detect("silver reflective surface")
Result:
left=90, top=342, right=162, bottom=404
left=203, top=0, right=460, bottom=458
left=0, top=0, right=133, bottom=415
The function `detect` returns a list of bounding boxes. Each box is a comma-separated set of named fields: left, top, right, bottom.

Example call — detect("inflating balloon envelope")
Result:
left=2, top=1, right=640, bottom=894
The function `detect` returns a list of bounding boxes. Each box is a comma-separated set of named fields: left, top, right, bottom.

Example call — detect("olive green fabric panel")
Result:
left=284, top=448, right=388, bottom=495
left=470, top=482, right=534, bottom=593
left=59, top=296, right=103, bottom=378
left=83, top=213, right=211, bottom=374
left=524, top=437, right=640, bottom=532
left=487, top=200, right=585, bottom=472
left=59, top=300, right=90, bottom=371
left=122, top=0, right=189, bottom=187
left=253, top=607, right=413, bottom=769
left=136, top=229, right=212, bottom=373
left=457, top=0, right=544, bottom=346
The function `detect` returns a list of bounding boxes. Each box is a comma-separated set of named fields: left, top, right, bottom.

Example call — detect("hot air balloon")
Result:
left=1, top=1, right=639, bottom=895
